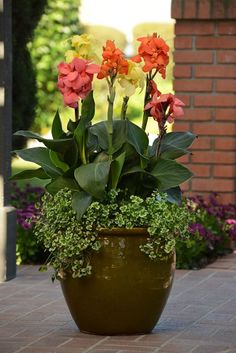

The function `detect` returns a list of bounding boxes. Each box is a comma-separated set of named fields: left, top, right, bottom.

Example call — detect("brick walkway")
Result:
left=0, top=252, right=236, bottom=353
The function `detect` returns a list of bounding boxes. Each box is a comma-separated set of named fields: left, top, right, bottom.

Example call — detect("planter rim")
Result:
left=97, top=227, right=148, bottom=236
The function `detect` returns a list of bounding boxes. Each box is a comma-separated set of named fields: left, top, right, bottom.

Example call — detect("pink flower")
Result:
left=145, top=93, right=185, bottom=123
left=57, top=58, right=99, bottom=108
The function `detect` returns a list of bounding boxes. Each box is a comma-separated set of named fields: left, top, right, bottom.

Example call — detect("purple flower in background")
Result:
left=11, top=183, right=44, bottom=231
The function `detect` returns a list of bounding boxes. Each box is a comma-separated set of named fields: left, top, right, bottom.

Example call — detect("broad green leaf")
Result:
left=74, top=161, right=111, bottom=199
left=81, top=91, right=95, bottom=120
left=14, top=147, right=63, bottom=177
left=49, top=150, right=69, bottom=172
left=89, top=120, right=126, bottom=154
left=126, top=120, right=149, bottom=157
left=110, top=151, right=126, bottom=189
left=160, top=132, right=196, bottom=159
left=165, top=186, right=182, bottom=205
left=45, top=176, right=80, bottom=195
left=150, top=158, right=193, bottom=191
left=14, top=130, right=75, bottom=154
left=72, top=191, right=93, bottom=219
left=51, top=111, right=64, bottom=139
left=10, top=168, right=49, bottom=180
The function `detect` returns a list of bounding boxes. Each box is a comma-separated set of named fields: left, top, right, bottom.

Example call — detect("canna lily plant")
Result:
left=12, top=33, right=196, bottom=218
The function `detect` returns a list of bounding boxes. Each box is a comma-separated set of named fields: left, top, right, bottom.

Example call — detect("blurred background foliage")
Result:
left=12, top=0, right=47, bottom=149
left=28, top=0, right=83, bottom=132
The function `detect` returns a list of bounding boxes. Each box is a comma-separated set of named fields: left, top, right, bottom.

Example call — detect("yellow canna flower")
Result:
left=118, top=60, right=145, bottom=97
left=65, top=34, right=101, bottom=64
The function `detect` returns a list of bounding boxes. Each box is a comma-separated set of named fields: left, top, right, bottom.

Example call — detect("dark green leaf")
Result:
left=10, top=168, right=49, bottom=180
left=45, top=176, right=80, bottom=195
left=74, top=161, right=111, bottom=199
left=14, top=130, right=75, bottom=154
left=72, top=191, right=93, bottom=219
left=160, top=132, right=197, bottom=159
left=150, top=158, right=193, bottom=191
left=165, top=186, right=182, bottom=205
left=81, top=91, right=95, bottom=120
left=49, top=150, right=69, bottom=172
left=51, top=111, right=64, bottom=139
left=14, top=147, right=63, bottom=177
left=126, top=120, right=149, bottom=157
left=110, top=152, right=126, bottom=189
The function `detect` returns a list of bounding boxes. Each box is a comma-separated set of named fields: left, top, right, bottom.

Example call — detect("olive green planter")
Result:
left=60, top=228, right=175, bottom=335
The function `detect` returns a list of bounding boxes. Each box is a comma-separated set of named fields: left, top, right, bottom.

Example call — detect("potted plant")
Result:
left=12, top=33, right=196, bottom=335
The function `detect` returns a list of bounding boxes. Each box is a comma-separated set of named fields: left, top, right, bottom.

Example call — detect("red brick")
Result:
left=213, top=165, right=236, bottom=178
left=191, top=151, right=235, bottom=164
left=227, top=0, right=236, bottom=19
left=212, top=0, right=226, bottom=18
left=217, top=51, right=236, bottom=63
left=175, top=22, right=214, bottom=35
left=190, top=164, right=211, bottom=177
left=192, top=178, right=235, bottom=192
left=214, top=137, right=236, bottom=150
left=174, top=65, right=192, bottom=78
left=180, top=180, right=191, bottom=192
left=171, top=0, right=183, bottom=18
left=173, top=122, right=191, bottom=132
left=198, top=0, right=211, bottom=19
left=190, top=137, right=211, bottom=149
left=174, top=79, right=212, bottom=92
left=216, top=79, right=236, bottom=92
left=176, top=155, right=190, bottom=165
left=183, top=0, right=197, bottom=18
left=174, top=51, right=213, bottom=63
left=194, top=94, right=236, bottom=107
left=184, top=108, right=212, bottom=121
left=218, top=193, right=236, bottom=204
left=218, top=21, right=236, bottom=34
left=196, top=36, right=236, bottom=49
left=192, top=122, right=236, bottom=136
left=176, top=94, right=191, bottom=106
left=215, top=108, right=236, bottom=120
left=174, top=37, right=193, bottom=49
left=195, top=65, right=236, bottom=78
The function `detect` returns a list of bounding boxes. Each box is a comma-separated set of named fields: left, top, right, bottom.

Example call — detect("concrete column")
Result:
left=0, top=0, right=16, bottom=281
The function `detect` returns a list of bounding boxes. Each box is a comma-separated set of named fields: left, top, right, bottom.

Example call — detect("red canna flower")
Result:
left=145, top=93, right=185, bottom=124
left=132, top=33, right=169, bottom=78
left=97, top=40, right=128, bottom=79
left=57, top=57, right=99, bottom=108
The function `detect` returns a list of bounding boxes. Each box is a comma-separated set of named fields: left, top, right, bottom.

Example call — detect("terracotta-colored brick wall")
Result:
left=171, top=0, right=236, bottom=203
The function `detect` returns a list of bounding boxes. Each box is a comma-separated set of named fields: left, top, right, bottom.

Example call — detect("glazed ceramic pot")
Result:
left=60, top=228, right=175, bottom=335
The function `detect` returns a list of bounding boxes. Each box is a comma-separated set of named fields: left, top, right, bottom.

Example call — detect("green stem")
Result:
left=121, top=96, right=129, bottom=119
left=142, top=75, right=150, bottom=131
left=74, top=106, right=79, bottom=121
left=107, top=76, right=116, bottom=158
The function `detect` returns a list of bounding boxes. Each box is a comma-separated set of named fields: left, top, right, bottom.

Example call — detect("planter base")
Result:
left=60, top=228, right=175, bottom=335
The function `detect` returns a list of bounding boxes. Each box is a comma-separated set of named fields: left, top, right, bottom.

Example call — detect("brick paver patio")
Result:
left=0, top=252, right=236, bottom=353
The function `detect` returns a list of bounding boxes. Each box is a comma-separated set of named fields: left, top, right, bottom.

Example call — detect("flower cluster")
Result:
left=57, top=32, right=184, bottom=132
left=57, top=58, right=99, bottom=108
left=189, top=193, right=236, bottom=243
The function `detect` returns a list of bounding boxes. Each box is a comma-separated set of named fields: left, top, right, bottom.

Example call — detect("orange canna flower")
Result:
left=97, top=40, right=129, bottom=79
left=132, top=33, right=169, bottom=78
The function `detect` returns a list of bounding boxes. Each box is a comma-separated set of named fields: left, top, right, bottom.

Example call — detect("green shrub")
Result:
left=12, top=0, right=47, bottom=149
left=29, top=0, right=83, bottom=132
